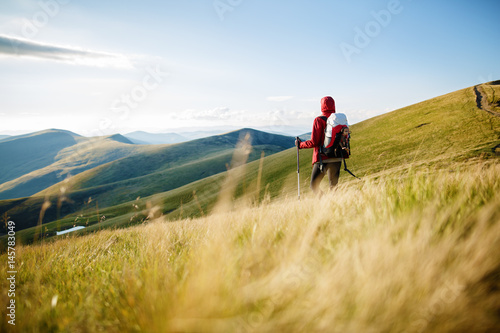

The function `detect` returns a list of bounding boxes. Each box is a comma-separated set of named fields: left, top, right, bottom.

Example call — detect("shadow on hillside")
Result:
left=0, top=131, right=77, bottom=185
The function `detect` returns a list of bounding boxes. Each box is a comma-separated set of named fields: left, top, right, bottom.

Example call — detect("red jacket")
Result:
left=299, top=96, right=336, bottom=165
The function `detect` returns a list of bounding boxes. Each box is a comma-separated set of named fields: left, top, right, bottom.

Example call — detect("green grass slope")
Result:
left=1, top=159, right=498, bottom=332
left=128, top=82, right=500, bottom=221
left=348, top=83, right=499, bottom=176
left=6, top=82, right=499, bottom=245
left=1, top=83, right=499, bottom=332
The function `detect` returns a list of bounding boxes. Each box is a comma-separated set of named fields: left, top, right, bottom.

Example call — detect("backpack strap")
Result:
left=341, top=149, right=361, bottom=180
left=318, top=116, right=328, bottom=171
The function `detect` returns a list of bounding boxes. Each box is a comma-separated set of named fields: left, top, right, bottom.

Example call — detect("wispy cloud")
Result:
left=20, top=112, right=41, bottom=116
left=168, top=106, right=314, bottom=131
left=0, top=34, right=133, bottom=68
left=175, top=107, right=245, bottom=121
left=267, top=96, right=294, bottom=102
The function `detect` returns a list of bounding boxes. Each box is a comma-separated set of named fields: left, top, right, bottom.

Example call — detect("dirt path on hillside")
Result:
left=474, top=84, right=500, bottom=117
left=475, top=83, right=500, bottom=155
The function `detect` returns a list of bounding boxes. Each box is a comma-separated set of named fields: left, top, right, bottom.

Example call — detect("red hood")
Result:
left=321, top=96, right=336, bottom=115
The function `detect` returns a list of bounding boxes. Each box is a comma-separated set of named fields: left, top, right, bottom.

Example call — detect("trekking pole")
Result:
left=296, top=137, right=300, bottom=200
left=341, top=149, right=361, bottom=180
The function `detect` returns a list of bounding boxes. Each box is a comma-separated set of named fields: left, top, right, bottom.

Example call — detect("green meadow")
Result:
left=0, top=83, right=499, bottom=332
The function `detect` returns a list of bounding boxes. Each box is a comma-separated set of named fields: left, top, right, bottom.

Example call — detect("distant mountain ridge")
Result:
left=123, top=129, right=242, bottom=144
left=123, top=126, right=310, bottom=145
left=107, top=134, right=134, bottom=145
left=0, top=128, right=82, bottom=143
left=0, top=129, right=142, bottom=200
left=0, top=129, right=79, bottom=184
left=0, top=128, right=295, bottom=230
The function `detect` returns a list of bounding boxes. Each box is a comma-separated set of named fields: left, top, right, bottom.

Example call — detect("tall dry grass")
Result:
left=1, top=160, right=499, bottom=332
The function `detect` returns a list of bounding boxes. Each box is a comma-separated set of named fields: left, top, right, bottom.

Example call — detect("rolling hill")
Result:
left=123, top=81, right=500, bottom=222
left=347, top=81, right=500, bottom=176
left=0, top=130, right=149, bottom=200
left=0, top=128, right=295, bottom=232
left=3, top=82, right=499, bottom=245
left=1, top=83, right=499, bottom=333
left=0, top=129, right=80, bottom=185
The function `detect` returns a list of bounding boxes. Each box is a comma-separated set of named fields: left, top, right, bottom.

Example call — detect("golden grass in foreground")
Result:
left=1, top=161, right=499, bottom=332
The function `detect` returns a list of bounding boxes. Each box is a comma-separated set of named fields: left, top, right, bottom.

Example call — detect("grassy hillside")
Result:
left=0, top=83, right=499, bottom=332
left=0, top=129, right=79, bottom=185
left=349, top=83, right=499, bottom=176
left=4, top=83, right=499, bottom=245
left=0, top=131, right=145, bottom=200
left=0, top=129, right=294, bottom=232
left=478, top=80, right=500, bottom=118
left=1, top=160, right=498, bottom=332
left=41, top=128, right=292, bottom=194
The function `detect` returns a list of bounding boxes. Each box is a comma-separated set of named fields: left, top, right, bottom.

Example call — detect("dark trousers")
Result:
left=310, top=162, right=341, bottom=195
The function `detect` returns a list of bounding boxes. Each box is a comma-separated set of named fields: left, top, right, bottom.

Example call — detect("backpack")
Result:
left=320, top=113, right=350, bottom=159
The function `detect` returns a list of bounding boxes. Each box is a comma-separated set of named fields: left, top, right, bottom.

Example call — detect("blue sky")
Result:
left=0, top=0, right=499, bottom=136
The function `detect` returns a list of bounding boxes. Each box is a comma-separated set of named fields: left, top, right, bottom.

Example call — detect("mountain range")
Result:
left=0, top=128, right=295, bottom=231
left=0, top=130, right=143, bottom=200
left=123, top=125, right=310, bottom=145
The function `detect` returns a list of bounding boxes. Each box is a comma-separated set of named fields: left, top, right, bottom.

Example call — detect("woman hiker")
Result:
left=295, top=96, right=343, bottom=196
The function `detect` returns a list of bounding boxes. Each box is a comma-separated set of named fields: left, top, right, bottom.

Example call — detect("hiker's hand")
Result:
left=295, top=138, right=301, bottom=148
